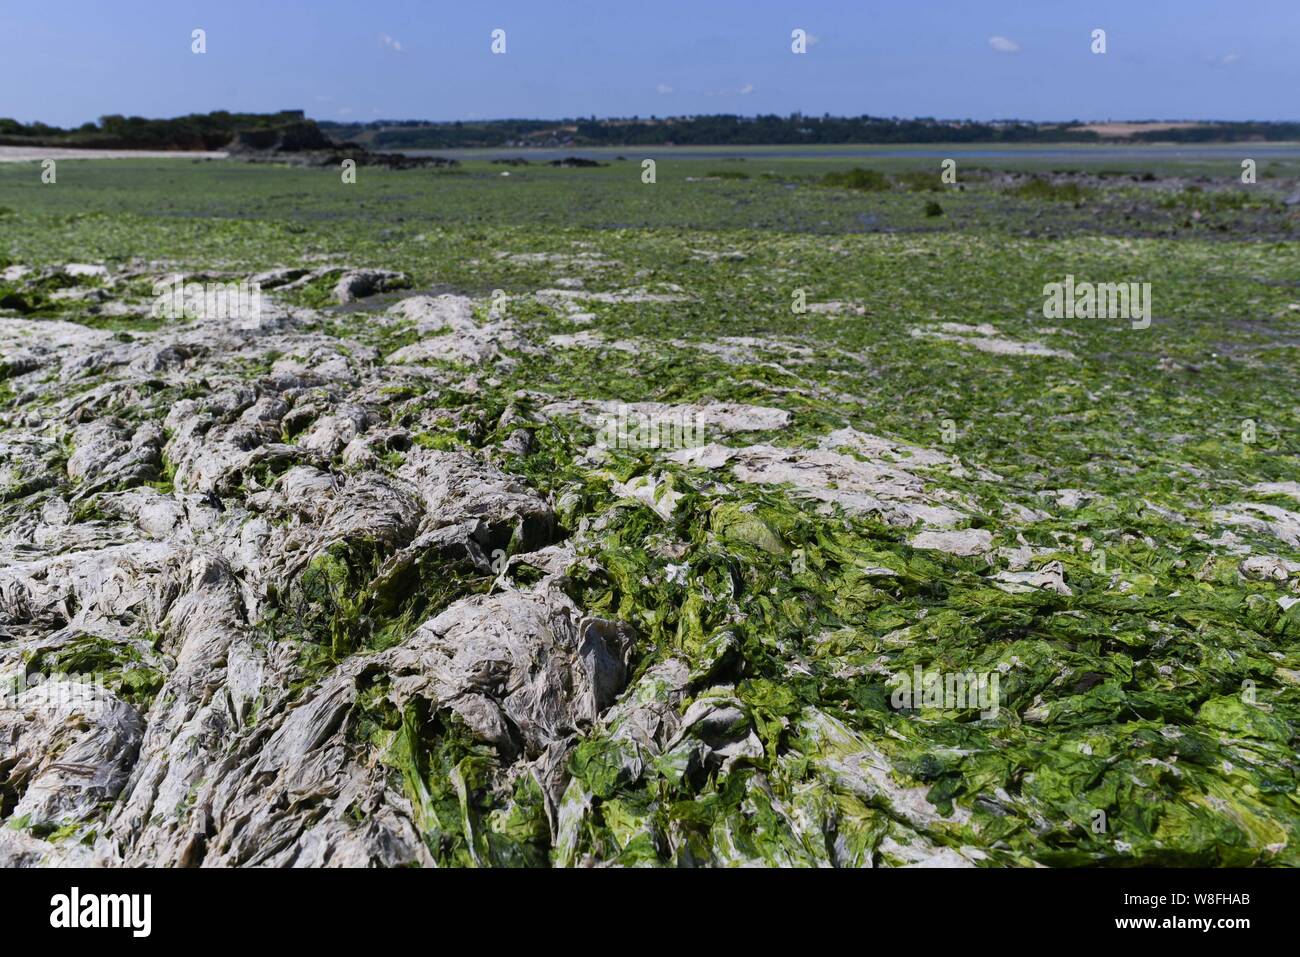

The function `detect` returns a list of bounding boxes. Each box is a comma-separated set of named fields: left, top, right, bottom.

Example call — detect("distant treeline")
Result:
left=0, top=111, right=313, bottom=150
left=324, top=115, right=1300, bottom=149
left=1127, top=121, right=1300, bottom=143
left=326, top=115, right=1098, bottom=148
left=3, top=111, right=1298, bottom=151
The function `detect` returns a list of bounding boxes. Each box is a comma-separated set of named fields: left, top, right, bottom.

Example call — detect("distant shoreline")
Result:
left=6, top=141, right=1300, bottom=164
left=413, top=142, right=1300, bottom=162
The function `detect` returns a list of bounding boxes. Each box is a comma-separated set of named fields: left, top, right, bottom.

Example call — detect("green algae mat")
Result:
left=1, top=155, right=1298, bottom=867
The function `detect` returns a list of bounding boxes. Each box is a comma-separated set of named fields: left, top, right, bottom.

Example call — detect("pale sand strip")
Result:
left=0, top=146, right=228, bottom=162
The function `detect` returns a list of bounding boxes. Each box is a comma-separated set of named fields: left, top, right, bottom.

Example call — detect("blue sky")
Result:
left=2, top=1, right=1295, bottom=127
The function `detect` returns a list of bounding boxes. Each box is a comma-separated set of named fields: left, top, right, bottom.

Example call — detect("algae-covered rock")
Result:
left=332, top=269, right=410, bottom=303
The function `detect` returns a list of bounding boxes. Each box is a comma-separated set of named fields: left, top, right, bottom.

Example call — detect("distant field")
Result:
left=1, top=150, right=1297, bottom=238
left=1067, top=122, right=1209, bottom=138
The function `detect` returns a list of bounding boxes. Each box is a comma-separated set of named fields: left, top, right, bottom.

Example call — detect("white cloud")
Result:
left=988, top=36, right=1020, bottom=54
left=1207, top=52, right=1240, bottom=66
left=705, top=83, right=757, bottom=98
left=337, top=107, right=354, bottom=116
left=380, top=34, right=403, bottom=53
left=805, top=33, right=820, bottom=47
left=656, top=83, right=673, bottom=94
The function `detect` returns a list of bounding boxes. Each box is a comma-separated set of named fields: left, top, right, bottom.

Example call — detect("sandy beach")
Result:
left=0, top=145, right=227, bottom=162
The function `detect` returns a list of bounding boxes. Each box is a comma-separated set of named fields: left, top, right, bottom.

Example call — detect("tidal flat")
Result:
left=0, top=152, right=1298, bottom=866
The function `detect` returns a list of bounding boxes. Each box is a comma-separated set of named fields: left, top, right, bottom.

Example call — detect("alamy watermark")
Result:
left=50, top=887, right=151, bottom=937
left=151, top=274, right=263, bottom=323
left=1042, top=274, right=1151, bottom=329
left=889, top=664, right=1001, bottom=718
left=594, top=405, right=706, bottom=451
left=2, top=670, right=111, bottom=709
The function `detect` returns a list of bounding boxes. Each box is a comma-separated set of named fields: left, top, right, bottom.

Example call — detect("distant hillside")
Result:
left=4, top=112, right=1298, bottom=152
left=323, top=115, right=1300, bottom=149
left=323, top=115, right=1103, bottom=149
